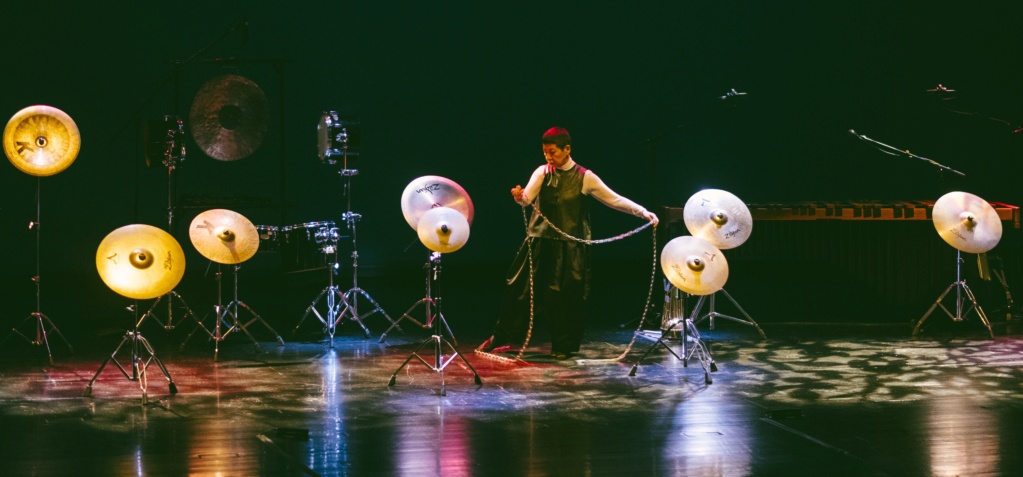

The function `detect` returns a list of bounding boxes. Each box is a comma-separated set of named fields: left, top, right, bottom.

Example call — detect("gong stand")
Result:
left=629, top=289, right=716, bottom=385
left=387, top=252, right=481, bottom=395
left=2, top=178, right=73, bottom=364
left=912, top=250, right=995, bottom=339
left=84, top=302, right=178, bottom=404
left=141, top=117, right=199, bottom=331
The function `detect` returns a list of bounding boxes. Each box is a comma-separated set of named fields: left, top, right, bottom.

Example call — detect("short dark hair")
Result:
left=541, top=127, right=571, bottom=149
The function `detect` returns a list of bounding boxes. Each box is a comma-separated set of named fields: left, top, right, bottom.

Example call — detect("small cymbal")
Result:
left=683, top=189, right=752, bottom=250
left=417, top=206, right=470, bottom=253
left=189, top=74, right=268, bottom=161
left=189, top=209, right=259, bottom=264
left=660, top=236, right=729, bottom=295
left=400, top=175, right=474, bottom=230
left=932, top=191, right=1002, bottom=253
left=96, top=224, right=186, bottom=300
left=3, top=105, right=81, bottom=176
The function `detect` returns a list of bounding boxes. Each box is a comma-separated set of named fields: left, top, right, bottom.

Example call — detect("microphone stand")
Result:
left=849, top=130, right=965, bottom=194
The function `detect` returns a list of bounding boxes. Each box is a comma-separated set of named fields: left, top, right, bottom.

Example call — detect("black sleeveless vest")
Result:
left=527, top=164, right=591, bottom=241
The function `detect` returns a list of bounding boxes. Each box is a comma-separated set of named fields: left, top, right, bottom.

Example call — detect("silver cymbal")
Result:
left=932, top=191, right=1002, bottom=254
left=189, top=209, right=260, bottom=264
left=683, top=189, right=752, bottom=250
left=660, top=236, right=729, bottom=295
left=96, top=224, right=186, bottom=300
left=417, top=206, right=470, bottom=253
left=400, top=175, right=474, bottom=230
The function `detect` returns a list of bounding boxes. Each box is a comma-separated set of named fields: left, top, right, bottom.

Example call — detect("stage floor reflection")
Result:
left=2, top=322, right=1023, bottom=476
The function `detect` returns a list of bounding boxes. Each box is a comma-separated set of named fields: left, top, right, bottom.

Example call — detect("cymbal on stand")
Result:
left=660, top=236, right=729, bottom=296
left=189, top=209, right=260, bottom=264
left=96, top=224, right=186, bottom=300
left=417, top=207, right=470, bottom=253
left=932, top=191, right=1002, bottom=254
left=400, top=175, right=474, bottom=230
left=4, top=105, right=81, bottom=176
left=683, top=189, right=752, bottom=250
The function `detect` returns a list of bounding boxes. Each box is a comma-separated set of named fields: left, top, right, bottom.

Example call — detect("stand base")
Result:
left=84, top=330, right=177, bottom=403
left=1, top=312, right=72, bottom=365
left=387, top=328, right=482, bottom=396
left=141, top=291, right=199, bottom=330
left=378, top=298, right=456, bottom=345
left=342, top=286, right=401, bottom=335
left=913, top=280, right=994, bottom=339
left=630, top=296, right=717, bottom=384
left=294, top=286, right=367, bottom=347
left=693, top=289, right=767, bottom=339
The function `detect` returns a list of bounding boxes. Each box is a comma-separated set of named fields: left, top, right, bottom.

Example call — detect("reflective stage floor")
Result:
left=2, top=317, right=1023, bottom=476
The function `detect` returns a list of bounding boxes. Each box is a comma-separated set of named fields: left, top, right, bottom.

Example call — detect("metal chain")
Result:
left=476, top=201, right=658, bottom=363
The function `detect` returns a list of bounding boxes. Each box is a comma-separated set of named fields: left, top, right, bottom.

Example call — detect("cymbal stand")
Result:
left=629, top=291, right=716, bottom=385
left=181, top=264, right=270, bottom=360
left=692, top=289, right=767, bottom=339
left=1, top=178, right=72, bottom=364
left=226, top=264, right=285, bottom=346
left=142, top=116, right=199, bottom=331
left=913, top=250, right=995, bottom=339
left=388, top=252, right=481, bottom=395
left=338, top=208, right=401, bottom=336
left=84, top=302, right=178, bottom=404
left=293, top=246, right=367, bottom=347
left=379, top=254, right=457, bottom=344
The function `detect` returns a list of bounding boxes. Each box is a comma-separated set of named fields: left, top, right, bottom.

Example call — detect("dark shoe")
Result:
left=550, top=352, right=573, bottom=360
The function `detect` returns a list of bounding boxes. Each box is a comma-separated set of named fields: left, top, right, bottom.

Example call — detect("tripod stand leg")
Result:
left=379, top=299, right=429, bottom=343
left=234, top=301, right=285, bottom=345
left=961, top=283, right=995, bottom=339
left=84, top=333, right=132, bottom=397
left=628, top=321, right=685, bottom=376
left=137, top=334, right=177, bottom=394
left=294, top=288, right=330, bottom=334
left=913, top=282, right=957, bottom=337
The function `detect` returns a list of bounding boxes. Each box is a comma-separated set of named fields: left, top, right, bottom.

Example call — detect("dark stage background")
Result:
left=2, top=1, right=1022, bottom=343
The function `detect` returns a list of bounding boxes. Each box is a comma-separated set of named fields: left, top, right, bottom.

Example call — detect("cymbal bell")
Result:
left=400, top=175, right=474, bottom=230
left=4, top=105, right=81, bottom=176
left=189, top=74, right=268, bottom=161
left=932, top=191, right=1002, bottom=254
left=96, top=224, right=186, bottom=300
left=683, top=189, right=752, bottom=250
left=417, top=207, right=470, bottom=253
left=189, top=209, right=259, bottom=264
left=660, top=236, right=729, bottom=295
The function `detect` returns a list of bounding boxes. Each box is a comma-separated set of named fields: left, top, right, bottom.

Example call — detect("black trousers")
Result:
left=491, top=237, right=590, bottom=353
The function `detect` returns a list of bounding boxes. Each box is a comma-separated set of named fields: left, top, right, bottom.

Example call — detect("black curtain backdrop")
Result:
left=2, top=1, right=1021, bottom=337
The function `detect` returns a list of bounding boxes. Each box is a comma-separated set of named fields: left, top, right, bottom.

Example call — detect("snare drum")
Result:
left=254, top=225, right=279, bottom=252
left=280, top=221, right=336, bottom=272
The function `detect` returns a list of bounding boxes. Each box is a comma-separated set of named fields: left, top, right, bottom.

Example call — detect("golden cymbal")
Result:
left=3, top=105, right=80, bottom=176
left=683, top=189, right=752, bottom=250
left=660, top=236, right=729, bottom=295
left=189, top=74, right=268, bottom=161
left=96, top=224, right=186, bottom=300
left=188, top=209, right=259, bottom=264
left=932, top=191, right=1002, bottom=253
left=400, top=175, right=474, bottom=230
left=417, top=206, right=470, bottom=253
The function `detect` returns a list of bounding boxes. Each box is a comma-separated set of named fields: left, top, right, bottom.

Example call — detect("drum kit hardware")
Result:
left=85, top=224, right=184, bottom=402
left=139, top=115, right=200, bottom=332
left=380, top=176, right=476, bottom=344
left=1, top=105, right=80, bottom=364
left=913, top=191, right=1002, bottom=338
left=387, top=176, right=481, bottom=394
left=292, top=111, right=397, bottom=346
left=189, top=74, right=269, bottom=162
left=631, top=189, right=759, bottom=383
left=180, top=209, right=284, bottom=360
